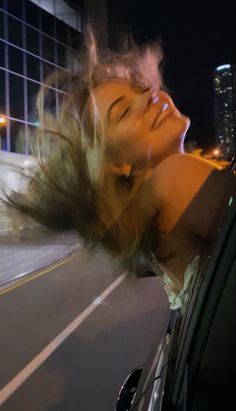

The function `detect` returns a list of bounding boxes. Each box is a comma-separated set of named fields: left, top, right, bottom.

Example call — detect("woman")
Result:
left=5, top=32, right=235, bottom=311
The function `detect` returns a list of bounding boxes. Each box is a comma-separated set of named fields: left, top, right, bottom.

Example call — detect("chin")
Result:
left=170, top=116, right=190, bottom=146
left=181, top=114, right=191, bottom=131
left=163, top=112, right=190, bottom=137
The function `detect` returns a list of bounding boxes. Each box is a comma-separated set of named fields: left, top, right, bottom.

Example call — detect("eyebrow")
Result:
left=106, top=87, right=151, bottom=123
left=107, top=95, right=125, bottom=122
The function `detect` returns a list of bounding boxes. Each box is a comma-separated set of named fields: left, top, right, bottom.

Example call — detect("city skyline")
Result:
left=1, top=0, right=235, bottom=154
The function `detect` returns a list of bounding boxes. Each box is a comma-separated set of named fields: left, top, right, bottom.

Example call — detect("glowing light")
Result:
left=213, top=149, right=220, bottom=156
left=0, top=116, right=7, bottom=125
left=216, top=64, right=231, bottom=71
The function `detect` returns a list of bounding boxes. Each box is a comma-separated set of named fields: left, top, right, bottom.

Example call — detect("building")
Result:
left=213, top=64, right=236, bottom=161
left=0, top=0, right=107, bottom=155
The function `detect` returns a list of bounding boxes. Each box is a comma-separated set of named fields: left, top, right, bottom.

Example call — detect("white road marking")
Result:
left=0, top=272, right=127, bottom=406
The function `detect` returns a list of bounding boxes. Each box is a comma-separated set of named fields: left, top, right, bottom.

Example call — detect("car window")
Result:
left=170, top=190, right=236, bottom=410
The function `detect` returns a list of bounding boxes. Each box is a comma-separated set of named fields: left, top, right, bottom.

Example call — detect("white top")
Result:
left=163, top=255, right=200, bottom=311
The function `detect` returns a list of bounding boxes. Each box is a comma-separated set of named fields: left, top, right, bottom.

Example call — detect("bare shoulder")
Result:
left=151, top=153, right=221, bottom=177
left=139, top=153, right=231, bottom=222
left=146, top=153, right=235, bottom=239
left=148, top=153, right=219, bottom=200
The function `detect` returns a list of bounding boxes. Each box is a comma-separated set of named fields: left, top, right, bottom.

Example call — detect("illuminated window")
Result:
left=0, top=0, right=83, bottom=154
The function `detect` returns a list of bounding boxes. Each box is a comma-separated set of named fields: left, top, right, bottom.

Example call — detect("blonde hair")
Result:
left=5, top=29, right=163, bottom=265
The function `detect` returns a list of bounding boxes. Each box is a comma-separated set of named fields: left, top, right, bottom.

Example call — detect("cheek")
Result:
left=107, top=124, right=146, bottom=164
left=111, top=120, right=143, bottom=146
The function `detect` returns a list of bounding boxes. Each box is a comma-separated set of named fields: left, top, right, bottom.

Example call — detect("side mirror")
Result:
left=116, top=367, right=142, bottom=411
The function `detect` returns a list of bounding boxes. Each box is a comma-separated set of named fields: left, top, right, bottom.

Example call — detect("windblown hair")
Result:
left=5, top=29, right=163, bottom=266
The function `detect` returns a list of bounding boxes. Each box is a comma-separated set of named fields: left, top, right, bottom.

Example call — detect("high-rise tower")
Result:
left=0, top=0, right=107, bottom=155
left=213, top=64, right=236, bottom=161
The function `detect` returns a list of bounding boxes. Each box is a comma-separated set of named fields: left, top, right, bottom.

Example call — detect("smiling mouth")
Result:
left=151, top=107, right=173, bottom=130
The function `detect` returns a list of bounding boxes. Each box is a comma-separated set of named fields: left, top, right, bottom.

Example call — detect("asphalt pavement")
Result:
left=0, top=248, right=170, bottom=411
left=0, top=222, right=170, bottom=411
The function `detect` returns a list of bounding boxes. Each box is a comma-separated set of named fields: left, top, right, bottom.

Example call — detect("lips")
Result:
left=151, top=104, right=173, bottom=130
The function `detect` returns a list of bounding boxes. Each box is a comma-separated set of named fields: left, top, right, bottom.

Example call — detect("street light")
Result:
left=212, top=148, right=221, bottom=157
left=0, top=115, right=7, bottom=150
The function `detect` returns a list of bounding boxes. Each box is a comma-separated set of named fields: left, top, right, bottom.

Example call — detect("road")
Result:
left=0, top=247, right=170, bottom=411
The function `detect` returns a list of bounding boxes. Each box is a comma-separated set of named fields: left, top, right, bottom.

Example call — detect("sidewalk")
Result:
left=0, top=228, right=81, bottom=286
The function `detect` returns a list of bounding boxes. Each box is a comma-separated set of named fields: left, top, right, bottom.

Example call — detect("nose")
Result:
left=132, top=89, right=158, bottom=112
left=158, top=91, right=176, bottom=109
left=152, top=93, right=159, bottom=104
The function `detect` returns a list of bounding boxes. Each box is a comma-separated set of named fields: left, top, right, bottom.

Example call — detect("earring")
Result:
left=108, top=162, right=132, bottom=177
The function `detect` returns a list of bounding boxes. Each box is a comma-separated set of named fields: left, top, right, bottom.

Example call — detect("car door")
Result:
left=165, top=190, right=236, bottom=411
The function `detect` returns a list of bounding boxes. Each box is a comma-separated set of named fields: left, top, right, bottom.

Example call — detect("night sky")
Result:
left=107, top=0, right=236, bottom=149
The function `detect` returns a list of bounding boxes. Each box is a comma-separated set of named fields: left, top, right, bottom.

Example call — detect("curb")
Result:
left=0, top=244, right=81, bottom=290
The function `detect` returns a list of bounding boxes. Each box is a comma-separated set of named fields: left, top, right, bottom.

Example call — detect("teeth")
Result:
left=162, top=103, right=169, bottom=112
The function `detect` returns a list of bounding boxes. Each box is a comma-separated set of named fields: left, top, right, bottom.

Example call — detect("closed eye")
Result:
left=118, top=88, right=151, bottom=122
left=141, top=87, right=151, bottom=94
left=119, top=106, right=130, bottom=121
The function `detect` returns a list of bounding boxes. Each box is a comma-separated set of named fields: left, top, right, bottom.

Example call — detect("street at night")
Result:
left=0, top=0, right=235, bottom=410
left=0, top=247, right=170, bottom=410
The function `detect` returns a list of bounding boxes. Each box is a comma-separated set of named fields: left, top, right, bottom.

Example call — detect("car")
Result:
left=116, top=158, right=236, bottom=411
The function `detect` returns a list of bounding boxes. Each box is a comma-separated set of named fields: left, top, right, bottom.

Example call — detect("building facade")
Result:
left=0, top=0, right=83, bottom=154
left=213, top=64, right=236, bottom=161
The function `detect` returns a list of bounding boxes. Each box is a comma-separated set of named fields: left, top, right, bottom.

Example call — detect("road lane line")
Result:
left=0, top=254, right=75, bottom=296
left=0, top=272, right=127, bottom=406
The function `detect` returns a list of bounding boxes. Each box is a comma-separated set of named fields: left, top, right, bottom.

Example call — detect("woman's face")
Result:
left=92, top=81, right=190, bottom=171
